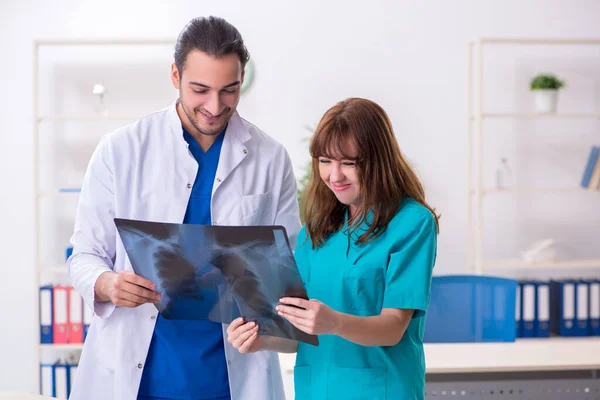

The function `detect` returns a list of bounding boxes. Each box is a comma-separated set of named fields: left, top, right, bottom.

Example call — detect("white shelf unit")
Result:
left=278, top=337, right=600, bottom=375
left=466, top=37, right=600, bottom=274
left=32, top=39, right=174, bottom=393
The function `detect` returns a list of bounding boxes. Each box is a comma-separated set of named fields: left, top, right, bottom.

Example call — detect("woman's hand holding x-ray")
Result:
left=276, top=298, right=340, bottom=335
left=227, top=317, right=266, bottom=354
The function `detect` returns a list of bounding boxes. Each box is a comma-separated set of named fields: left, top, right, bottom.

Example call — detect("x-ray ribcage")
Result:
left=114, top=218, right=318, bottom=346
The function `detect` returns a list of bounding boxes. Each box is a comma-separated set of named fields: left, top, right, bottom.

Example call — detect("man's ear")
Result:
left=171, top=63, right=181, bottom=89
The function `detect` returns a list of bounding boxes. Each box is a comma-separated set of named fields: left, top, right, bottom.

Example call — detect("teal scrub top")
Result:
left=293, top=198, right=437, bottom=400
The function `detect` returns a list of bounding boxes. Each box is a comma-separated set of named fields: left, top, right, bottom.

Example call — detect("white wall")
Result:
left=1, top=0, right=600, bottom=393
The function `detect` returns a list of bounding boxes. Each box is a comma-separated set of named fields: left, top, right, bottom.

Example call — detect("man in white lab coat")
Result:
left=67, top=16, right=300, bottom=400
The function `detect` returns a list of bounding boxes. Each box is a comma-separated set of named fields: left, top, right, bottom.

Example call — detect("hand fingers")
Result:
left=227, top=318, right=246, bottom=335
left=238, top=331, right=259, bottom=354
left=122, top=271, right=157, bottom=291
left=227, top=321, right=257, bottom=342
left=279, top=312, right=313, bottom=334
left=279, top=297, right=309, bottom=309
left=276, top=305, right=309, bottom=318
left=117, top=280, right=161, bottom=303
left=232, top=325, right=259, bottom=350
left=117, top=290, right=154, bottom=306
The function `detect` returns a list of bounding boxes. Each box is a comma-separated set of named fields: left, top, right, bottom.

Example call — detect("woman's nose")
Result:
left=330, top=164, right=344, bottom=182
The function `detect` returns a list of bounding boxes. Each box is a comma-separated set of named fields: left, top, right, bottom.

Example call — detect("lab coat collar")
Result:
left=167, top=100, right=252, bottom=145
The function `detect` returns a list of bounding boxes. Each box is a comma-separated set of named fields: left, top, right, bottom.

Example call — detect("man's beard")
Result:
left=181, top=100, right=230, bottom=136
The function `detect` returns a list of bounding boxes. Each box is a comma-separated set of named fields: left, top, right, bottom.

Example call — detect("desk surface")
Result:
left=279, top=337, right=600, bottom=374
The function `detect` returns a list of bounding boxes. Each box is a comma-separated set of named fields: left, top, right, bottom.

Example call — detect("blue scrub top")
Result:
left=137, top=128, right=231, bottom=400
left=293, top=197, right=437, bottom=400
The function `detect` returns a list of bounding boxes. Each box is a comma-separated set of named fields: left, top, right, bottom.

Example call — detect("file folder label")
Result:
left=40, top=365, right=53, bottom=396
left=564, top=283, right=575, bottom=324
left=515, top=284, right=521, bottom=336
left=591, top=283, right=600, bottom=320
left=40, top=287, right=53, bottom=343
left=40, top=290, right=52, bottom=326
left=538, top=285, right=550, bottom=321
left=577, top=283, right=589, bottom=320
left=55, top=364, right=68, bottom=399
left=54, top=291, right=67, bottom=325
left=523, top=284, right=535, bottom=321
left=68, top=288, right=83, bottom=343
left=69, top=365, right=78, bottom=392
left=522, top=283, right=535, bottom=337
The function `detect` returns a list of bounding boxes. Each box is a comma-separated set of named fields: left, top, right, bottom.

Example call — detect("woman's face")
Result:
left=318, top=141, right=361, bottom=216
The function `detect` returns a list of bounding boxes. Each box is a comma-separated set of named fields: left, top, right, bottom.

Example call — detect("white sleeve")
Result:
left=66, top=135, right=116, bottom=319
left=274, top=148, right=302, bottom=250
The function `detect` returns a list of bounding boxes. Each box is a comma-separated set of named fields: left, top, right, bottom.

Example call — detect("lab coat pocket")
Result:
left=92, top=316, right=117, bottom=371
left=241, top=193, right=270, bottom=224
left=343, top=268, right=384, bottom=314
left=327, top=366, right=387, bottom=400
left=293, top=365, right=311, bottom=400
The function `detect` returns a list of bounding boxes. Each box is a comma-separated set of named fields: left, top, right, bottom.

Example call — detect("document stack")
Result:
left=516, top=279, right=600, bottom=338
left=39, top=284, right=93, bottom=344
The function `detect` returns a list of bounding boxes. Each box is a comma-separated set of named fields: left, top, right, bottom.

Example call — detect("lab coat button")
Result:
left=151, top=315, right=156, bottom=320
left=227, top=359, right=232, bottom=366
left=137, top=363, right=143, bottom=369
left=187, top=183, right=192, bottom=188
left=216, top=177, right=222, bottom=183
left=243, top=149, right=248, bottom=154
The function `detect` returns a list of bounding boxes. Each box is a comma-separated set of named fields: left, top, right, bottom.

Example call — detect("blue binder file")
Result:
left=40, top=363, right=55, bottom=397
left=535, top=281, right=550, bottom=337
left=39, top=285, right=53, bottom=344
left=65, top=247, right=73, bottom=261
left=516, top=282, right=522, bottom=338
left=575, top=280, right=590, bottom=336
left=54, top=363, right=68, bottom=399
left=67, top=361, right=78, bottom=398
left=521, top=281, right=536, bottom=337
left=551, top=280, right=576, bottom=336
left=581, top=145, right=599, bottom=187
left=590, top=280, right=600, bottom=336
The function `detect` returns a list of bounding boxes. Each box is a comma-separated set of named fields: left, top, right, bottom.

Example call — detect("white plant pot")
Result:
left=533, top=89, right=558, bottom=114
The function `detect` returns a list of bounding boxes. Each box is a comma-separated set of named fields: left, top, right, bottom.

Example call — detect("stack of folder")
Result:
left=516, top=279, right=600, bottom=338
left=39, top=284, right=93, bottom=344
left=40, top=354, right=79, bottom=399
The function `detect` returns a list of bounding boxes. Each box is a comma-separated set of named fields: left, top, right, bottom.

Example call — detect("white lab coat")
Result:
left=67, top=101, right=301, bottom=400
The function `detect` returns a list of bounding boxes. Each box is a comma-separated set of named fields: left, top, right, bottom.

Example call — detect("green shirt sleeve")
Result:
left=382, top=212, right=437, bottom=318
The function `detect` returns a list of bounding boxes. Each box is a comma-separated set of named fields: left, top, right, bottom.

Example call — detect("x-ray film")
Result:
left=114, top=218, right=319, bottom=346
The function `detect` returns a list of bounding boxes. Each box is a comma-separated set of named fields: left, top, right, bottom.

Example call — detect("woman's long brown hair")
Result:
left=301, top=98, right=440, bottom=248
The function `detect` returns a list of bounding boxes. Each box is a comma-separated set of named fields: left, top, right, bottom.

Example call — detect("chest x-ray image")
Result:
left=114, top=218, right=319, bottom=346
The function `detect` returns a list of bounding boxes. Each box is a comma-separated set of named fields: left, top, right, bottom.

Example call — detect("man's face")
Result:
left=171, top=50, right=244, bottom=136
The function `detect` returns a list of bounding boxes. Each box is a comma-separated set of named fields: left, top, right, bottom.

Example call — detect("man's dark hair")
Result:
left=174, top=16, right=250, bottom=73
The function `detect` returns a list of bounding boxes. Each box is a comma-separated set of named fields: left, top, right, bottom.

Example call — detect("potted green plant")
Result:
left=530, top=73, right=565, bottom=113
left=296, top=126, right=314, bottom=222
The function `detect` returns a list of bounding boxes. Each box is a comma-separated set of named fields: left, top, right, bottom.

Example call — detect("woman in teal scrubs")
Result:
left=227, top=97, right=439, bottom=399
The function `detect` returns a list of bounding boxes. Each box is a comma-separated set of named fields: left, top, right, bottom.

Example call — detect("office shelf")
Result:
left=483, top=258, right=600, bottom=270
left=39, top=264, right=67, bottom=274
left=39, top=344, right=83, bottom=351
left=466, top=37, right=600, bottom=273
left=424, top=337, right=600, bottom=374
left=37, top=115, right=139, bottom=122
left=37, top=190, right=81, bottom=198
left=33, top=39, right=175, bottom=392
left=470, top=113, right=600, bottom=120
left=279, top=337, right=600, bottom=375
left=469, top=187, right=598, bottom=195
